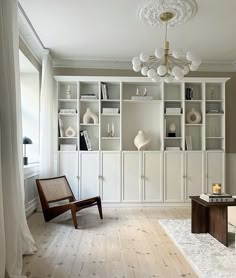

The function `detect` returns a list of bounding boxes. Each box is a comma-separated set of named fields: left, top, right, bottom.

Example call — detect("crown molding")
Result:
left=199, top=62, right=236, bottom=72
left=18, top=4, right=44, bottom=64
left=53, top=58, right=236, bottom=72
left=53, top=59, right=132, bottom=70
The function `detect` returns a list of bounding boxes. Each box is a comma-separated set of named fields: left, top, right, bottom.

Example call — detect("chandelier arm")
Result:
left=145, top=58, right=162, bottom=68
left=168, top=56, right=190, bottom=67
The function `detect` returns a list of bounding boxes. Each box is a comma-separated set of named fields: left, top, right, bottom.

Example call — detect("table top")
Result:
left=190, top=196, right=236, bottom=207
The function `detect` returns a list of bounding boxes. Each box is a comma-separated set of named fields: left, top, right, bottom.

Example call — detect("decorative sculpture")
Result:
left=134, top=130, right=151, bottom=151
left=83, top=108, right=98, bottom=124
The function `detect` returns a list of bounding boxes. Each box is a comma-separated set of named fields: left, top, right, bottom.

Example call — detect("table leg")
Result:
left=191, top=199, right=208, bottom=233
left=209, top=206, right=228, bottom=246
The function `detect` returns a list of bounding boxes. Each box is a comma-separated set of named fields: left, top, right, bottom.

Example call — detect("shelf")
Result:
left=185, top=100, right=202, bottom=102
left=164, top=99, right=182, bottom=102
left=185, top=124, right=203, bottom=126
left=165, top=137, right=182, bottom=139
left=58, top=137, right=78, bottom=139
left=58, top=99, right=78, bottom=102
left=123, top=100, right=161, bottom=104
left=165, top=114, right=182, bottom=116
left=206, top=137, right=224, bottom=139
left=58, top=113, right=77, bottom=116
left=101, top=113, right=120, bottom=117
left=206, top=100, right=223, bottom=102
left=80, top=99, right=99, bottom=102
left=80, top=123, right=99, bottom=126
left=101, top=99, right=120, bottom=102
left=101, top=137, right=120, bottom=140
left=58, top=151, right=78, bottom=153
left=206, top=113, right=224, bottom=116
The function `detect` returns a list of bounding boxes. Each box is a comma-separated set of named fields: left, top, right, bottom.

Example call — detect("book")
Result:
left=58, top=118, right=64, bottom=137
left=201, top=193, right=232, bottom=198
left=101, top=83, right=108, bottom=99
left=59, top=109, right=77, bottom=114
left=165, top=108, right=181, bottom=114
left=81, top=94, right=97, bottom=99
left=102, top=108, right=119, bottom=114
left=185, top=136, right=192, bottom=150
left=80, top=131, right=88, bottom=150
left=83, top=130, right=92, bottom=151
left=200, top=193, right=234, bottom=202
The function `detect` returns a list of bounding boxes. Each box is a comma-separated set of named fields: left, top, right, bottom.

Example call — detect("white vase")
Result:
left=83, top=108, right=98, bottom=124
left=65, top=126, right=76, bottom=137
left=134, top=130, right=151, bottom=151
left=186, top=108, right=201, bottom=124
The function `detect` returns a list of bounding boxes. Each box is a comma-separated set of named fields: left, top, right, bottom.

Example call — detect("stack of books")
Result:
left=80, top=130, right=92, bottom=151
left=102, top=107, right=119, bottom=114
left=200, top=193, right=234, bottom=202
left=131, top=96, right=153, bottom=101
left=165, top=107, right=181, bottom=114
left=59, top=109, right=77, bottom=114
left=81, top=94, right=97, bottom=100
left=101, top=83, right=108, bottom=99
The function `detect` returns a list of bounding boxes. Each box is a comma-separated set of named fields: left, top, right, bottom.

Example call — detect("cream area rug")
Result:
left=159, top=219, right=236, bottom=278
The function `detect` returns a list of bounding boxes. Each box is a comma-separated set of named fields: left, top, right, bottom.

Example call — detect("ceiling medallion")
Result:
left=138, top=0, right=197, bottom=28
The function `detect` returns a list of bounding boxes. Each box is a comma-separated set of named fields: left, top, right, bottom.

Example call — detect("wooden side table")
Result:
left=190, top=196, right=236, bottom=246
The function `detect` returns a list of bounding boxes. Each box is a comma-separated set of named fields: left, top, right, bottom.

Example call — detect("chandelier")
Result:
left=132, top=1, right=201, bottom=82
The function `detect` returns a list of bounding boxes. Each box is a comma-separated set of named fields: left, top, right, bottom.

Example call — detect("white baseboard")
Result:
left=25, top=197, right=38, bottom=217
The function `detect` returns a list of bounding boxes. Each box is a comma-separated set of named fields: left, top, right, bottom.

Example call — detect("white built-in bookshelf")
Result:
left=55, top=76, right=229, bottom=204
left=56, top=78, right=227, bottom=153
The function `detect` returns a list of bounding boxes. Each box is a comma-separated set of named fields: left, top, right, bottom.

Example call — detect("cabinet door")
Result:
left=79, top=152, right=99, bottom=199
left=122, top=152, right=141, bottom=202
left=59, top=152, right=78, bottom=199
left=206, top=151, right=225, bottom=193
left=143, top=152, right=163, bottom=202
left=185, top=152, right=203, bottom=200
left=101, top=152, right=120, bottom=202
left=164, top=152, right=183, bottom=202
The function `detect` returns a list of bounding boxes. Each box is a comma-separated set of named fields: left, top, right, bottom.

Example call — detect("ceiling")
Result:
left=19, top=0, right=236, bottom=69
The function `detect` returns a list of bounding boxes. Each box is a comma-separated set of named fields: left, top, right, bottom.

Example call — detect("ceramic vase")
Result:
left=83, top=108, right=98, bottom=124
left=134, top=130, right=151, bottom=151
left=186, top=108, right=201, bottom=124
left=65, top=126, right=76, bottom=137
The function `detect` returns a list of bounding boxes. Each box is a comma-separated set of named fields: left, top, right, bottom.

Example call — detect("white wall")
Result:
left=20, top=72, right=40, bottom=164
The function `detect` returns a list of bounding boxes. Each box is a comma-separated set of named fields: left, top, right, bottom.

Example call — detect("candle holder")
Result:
left=212, top=183, right=222, bottom=195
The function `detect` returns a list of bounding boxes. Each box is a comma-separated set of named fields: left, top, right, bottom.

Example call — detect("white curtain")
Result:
left=39, top=50, right=55, bottom=178
left=0, top=0, right=36, bottom=277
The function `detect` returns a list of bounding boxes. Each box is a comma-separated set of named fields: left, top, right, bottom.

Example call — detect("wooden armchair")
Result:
left=36, top=175, right=103, bottom=229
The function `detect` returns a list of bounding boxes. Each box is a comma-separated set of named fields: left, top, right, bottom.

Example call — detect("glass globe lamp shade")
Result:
left=154, top=48, right=165, bottom=59
left=172, top=49, right=183, bottom=59
left=147, top=68, right=156, bottom=78
left=141, top=66, right=148, bottom=76
left=132, top=57, right=141, bottom=66
left=140, top=52, right=149, bottom=62
left=133, top=65, right=141, bottom=72
left=157, top=65, right=167, bottom=76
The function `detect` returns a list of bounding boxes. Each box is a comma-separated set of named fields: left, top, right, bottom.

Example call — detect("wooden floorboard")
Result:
left=23, top=207, right=198, bottom=278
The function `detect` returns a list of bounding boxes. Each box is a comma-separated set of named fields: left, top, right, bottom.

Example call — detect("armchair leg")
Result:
left=71, top=206, right=78, bottom=229
left=97, top=196, right=103, bottom=219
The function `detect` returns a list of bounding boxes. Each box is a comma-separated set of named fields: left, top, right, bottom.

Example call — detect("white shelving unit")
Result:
left=55, top=76, right=229, bottom=203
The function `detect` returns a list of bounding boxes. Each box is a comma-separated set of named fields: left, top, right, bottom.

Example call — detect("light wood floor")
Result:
left=23, top=207, right=198, bottom=278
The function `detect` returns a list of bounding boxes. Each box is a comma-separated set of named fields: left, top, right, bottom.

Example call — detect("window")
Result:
left=19, top=50, right=40, bottom=164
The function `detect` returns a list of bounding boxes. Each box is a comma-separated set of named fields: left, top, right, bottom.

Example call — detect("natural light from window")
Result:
left=19, top=50, right=40, bottom=165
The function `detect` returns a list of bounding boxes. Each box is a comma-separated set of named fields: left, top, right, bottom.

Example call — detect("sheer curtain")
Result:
left=39, top=50, right=55, bottom=178
left=0, top=0, right=36, bottom=277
